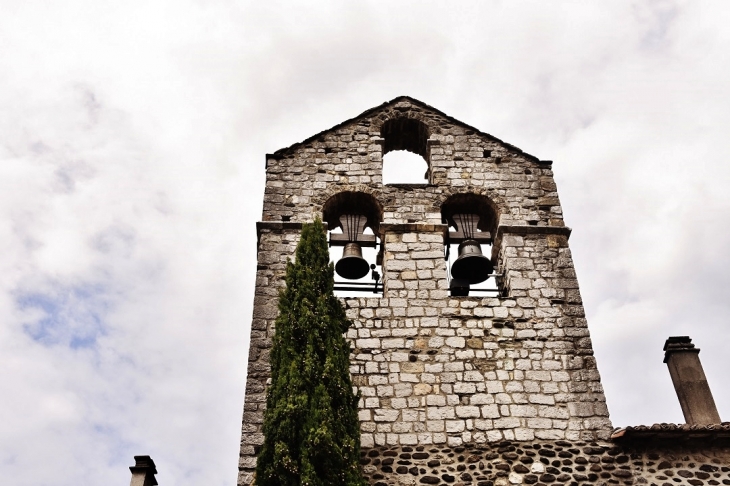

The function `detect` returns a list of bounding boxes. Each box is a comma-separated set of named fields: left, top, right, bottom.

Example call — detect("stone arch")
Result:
left=314, top=184, right=383, bottom=214
left=378, top=115, right=431, bottom=184
left=380, top=117, right=430, bottom=161
left=321, top=190, right=383, bottom=235
left=440, top=192, right=501, bottom=237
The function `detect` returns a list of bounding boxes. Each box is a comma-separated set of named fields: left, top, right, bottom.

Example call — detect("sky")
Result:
left=2, top=1, right=730, bottom=484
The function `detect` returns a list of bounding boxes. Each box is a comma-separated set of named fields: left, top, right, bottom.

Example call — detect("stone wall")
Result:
left=239, top=97, right=612, bottom=485
left=346, top=226, right=610, bottom=452
left=262, top=99, right=564, bottom=230
left=359, top=439, right=730, bottom=486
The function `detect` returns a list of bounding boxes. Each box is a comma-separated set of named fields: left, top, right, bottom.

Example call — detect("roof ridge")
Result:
left=269, top=96, right=541, bottom=163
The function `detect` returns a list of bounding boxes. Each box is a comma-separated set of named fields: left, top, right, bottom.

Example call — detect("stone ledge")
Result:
left=380, top=223, right=449, bottom=235
left=493, top=225, right=572, bottom=252
left=384, top=183, right=436, bottom=190
left=612, top=422, right=730, bottom=441
left=256, top=221, right=330, bottom=239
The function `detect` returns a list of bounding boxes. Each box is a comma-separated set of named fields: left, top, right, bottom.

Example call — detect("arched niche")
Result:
left=381, top=118, right=429, bottom=159
left=322, top=191, right=383, bottom=235
left=441, top=193, right=501, bottom=296
left=322, top=191, right=384, bottom=292
left=380, top=118, right=430, bottom=184
left=441, top=193, right=499, bottom=238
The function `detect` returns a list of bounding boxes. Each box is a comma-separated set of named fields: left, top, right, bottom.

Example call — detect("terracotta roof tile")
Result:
left=611, top=422, right=730, bottom=440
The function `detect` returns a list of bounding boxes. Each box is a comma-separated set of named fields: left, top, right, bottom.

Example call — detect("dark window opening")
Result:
left=381, top=118, right=429, bottom=158
left=329, top=226, right=382, bottom=298
left=441, top=193, right=501, bottom=297
left=322, top=192, right=383, bottom=296
left=445, top=238, right=499, bottom=297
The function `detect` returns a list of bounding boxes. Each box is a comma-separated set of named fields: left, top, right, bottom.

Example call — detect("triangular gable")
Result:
left=271, top=96, right=542, bottom=163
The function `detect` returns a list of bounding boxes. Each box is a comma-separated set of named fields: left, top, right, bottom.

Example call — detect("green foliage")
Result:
left=256, top=218, right=365, bottom=486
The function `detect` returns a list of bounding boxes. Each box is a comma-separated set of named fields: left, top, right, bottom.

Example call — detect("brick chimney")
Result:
left=663, top=336, right=721, bottom=425
left=129, top=455, right=158, bottom=486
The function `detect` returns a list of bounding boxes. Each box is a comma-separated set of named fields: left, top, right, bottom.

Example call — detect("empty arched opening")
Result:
left=322, top=192, right=383, bottom=295
left=441, top=193, right=500, bottom=296
left=322, top=191, right=382, bottom=235
left=381, top=118, right=430, bottom=184
left=441, top=193, right=498, bottom=236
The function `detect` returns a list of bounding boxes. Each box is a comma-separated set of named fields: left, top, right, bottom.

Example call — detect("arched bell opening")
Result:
left=380, top=118, right=430, bottom=184
left=322, top=192, right=383, bottom=295
left=441, top=193, right=501, bottom=297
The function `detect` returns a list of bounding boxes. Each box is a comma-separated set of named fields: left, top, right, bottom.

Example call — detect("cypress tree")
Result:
left=256, top=218, right=365, bottom=486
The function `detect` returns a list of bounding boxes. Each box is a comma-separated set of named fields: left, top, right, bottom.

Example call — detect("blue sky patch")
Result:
left=18, top=284, right=109, bottom=349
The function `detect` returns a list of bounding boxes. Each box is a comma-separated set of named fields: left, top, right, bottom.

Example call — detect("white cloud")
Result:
left=2, top=1, right=730, bottom=484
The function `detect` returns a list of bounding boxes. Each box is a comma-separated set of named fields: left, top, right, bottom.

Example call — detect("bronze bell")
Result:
left=450, top=239, right=493, bottom=285
left=335, top=242, right=370, bottom=280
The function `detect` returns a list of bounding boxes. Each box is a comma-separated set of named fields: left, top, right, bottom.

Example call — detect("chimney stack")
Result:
left=129, top=456, right=158, bottom=486
left=663, top=336, right=720, bottom=425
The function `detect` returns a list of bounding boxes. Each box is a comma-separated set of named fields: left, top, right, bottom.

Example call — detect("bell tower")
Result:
left=239, top=97, right=612, bottom=486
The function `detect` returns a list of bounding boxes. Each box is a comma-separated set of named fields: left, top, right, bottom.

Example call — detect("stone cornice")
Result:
left=379, top=223, right=449, bottom=236
left=496, top=225, right=572, bottom=238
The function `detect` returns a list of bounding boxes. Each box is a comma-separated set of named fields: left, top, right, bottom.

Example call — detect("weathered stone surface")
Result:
left=238, top=97, right=722, bottom=486
left=357, top=441, right=730, bottom=486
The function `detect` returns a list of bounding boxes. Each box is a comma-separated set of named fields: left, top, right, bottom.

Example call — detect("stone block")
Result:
left=357, top=338, right=380, bottom=349
left=445, top=420, right=466, bottom=433
left=426, top=395, right=446, bottom=406
left=568, top=402, right=593, bottom=417
left=509, top=258, right=535, bottom=270
left=502, top=235, right=524, bottom=247
left=444, top=362, right=464, bottom=371
left=529, top=394, right=555, bottom=405
left=525, top=371, right=552, bottom=381
left=412, top=250, right=443, bottom=259
left=510, top=405, right=537, bottom=417
left=360, top=434, right=374, bottom=448
left=455, top=406, right=480, bottom=418
left=445, top=336, right=466, bottom=348
left=394, top=383, right=413, bottom=396
left=526, top=417, right=552, bottom=429
left=453, top=382, right=476, bottom=394
left=385, top=259, right=417, bottom=272
left=398, top=373, right=418, bottom=383
left=509, top=278, right=532, bottom=290
left=365, top=397, right=380, bottom=408
left=391, top=398, right=407, bottom=409
left=486, top=381, right=505, bottom=394
left=374, top=409, right=400, bottom=422
left=463, top=370, right=483, bottom=382
left=382, top=338, right=405, bottom=349
left=473, top=307, right=494, bottom=317
left=426, top=407, right=455, bottom=420
left=494, top=417, right=521, bottom=429
left=426, top=420, right=445, bottom=432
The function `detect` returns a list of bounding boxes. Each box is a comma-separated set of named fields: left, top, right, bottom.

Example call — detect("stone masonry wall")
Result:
left=262, top=99, right=564, bottom=229
left=359, top=440, right=730, bottom=486
left=346, top=227, right=610, bottom=452
left=239, top=223, right=611, bottom=485
left=238, top=98, right=613, bottom=485
left=239, top=226, right=299, bottom=481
